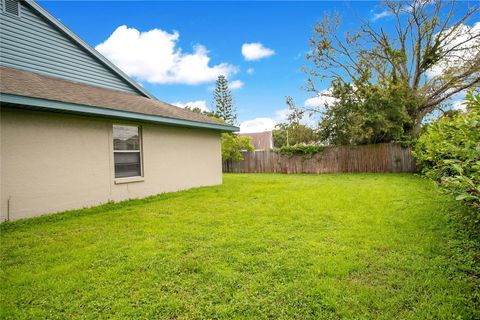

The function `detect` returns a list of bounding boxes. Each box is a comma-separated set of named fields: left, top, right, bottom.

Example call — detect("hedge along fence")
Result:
left=223, top=143, right=416, bottom=174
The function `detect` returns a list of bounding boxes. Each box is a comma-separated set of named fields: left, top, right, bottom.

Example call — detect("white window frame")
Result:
left=112, top=124, right=144, bottom=180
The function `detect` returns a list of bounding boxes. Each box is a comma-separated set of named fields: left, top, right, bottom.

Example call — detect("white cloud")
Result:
left=276, top=106, right=317, bottom=127
left=274, top=108, right=290, bottom=123
left=372, top=4, right=412, bottom=21
left=450, top=91, right=468, bottom=111
left=304, top=88, right=336, bottom=109
left=246, top=68, right=255, bottom=75
left=239, top=95, right=327, bottom=134
left=230, top=80, right=244, bottom=90
left=172, top=100, right=209, bottom=112
left=372, top=10, right=393, bottom=21
left=452, top=100, right=466, bottom=111
left=426, top=22, right=480, bottom=79
left=96, top=25, right=237, bottom=85
left=240, top=117, right=276, bottom=133
left=241, top=42, right=275, bottom=61
left=239, top=109, right=285, bottom=133
left=239, top=107, right=310, bottom=134
left=401, top=5, right=413, bottom=13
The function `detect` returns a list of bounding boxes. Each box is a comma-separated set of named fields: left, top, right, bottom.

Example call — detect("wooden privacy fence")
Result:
left=223, top=143, right=417, bottom=174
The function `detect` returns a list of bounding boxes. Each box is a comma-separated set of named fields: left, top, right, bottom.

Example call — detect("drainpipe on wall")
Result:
left=7, top=197, right=11, bottom=222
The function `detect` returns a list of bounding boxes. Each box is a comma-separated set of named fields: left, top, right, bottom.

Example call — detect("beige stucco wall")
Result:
left=0, top=107, right=222, bottom=221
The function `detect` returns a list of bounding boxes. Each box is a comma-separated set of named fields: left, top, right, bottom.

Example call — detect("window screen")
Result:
left=113, top=125, right=142, bottom=178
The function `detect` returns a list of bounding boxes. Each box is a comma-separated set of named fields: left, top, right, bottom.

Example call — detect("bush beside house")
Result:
left=221, top=133, right=254, bottom=161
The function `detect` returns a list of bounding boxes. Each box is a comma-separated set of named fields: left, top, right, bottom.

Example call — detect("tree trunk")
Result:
left=412, top=109, right=428, bottom=137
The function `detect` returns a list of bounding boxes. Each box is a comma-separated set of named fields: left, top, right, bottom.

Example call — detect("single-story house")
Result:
left=0, top=0, right=237, bottom=221
left=239, top=131, right=273, bottom=151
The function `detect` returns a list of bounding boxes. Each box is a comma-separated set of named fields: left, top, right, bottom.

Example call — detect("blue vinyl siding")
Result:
left=0, top=1, right=142, bottom=95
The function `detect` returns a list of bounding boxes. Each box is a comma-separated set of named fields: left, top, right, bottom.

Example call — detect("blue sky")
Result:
left=38, top=1, right=476, bottom=131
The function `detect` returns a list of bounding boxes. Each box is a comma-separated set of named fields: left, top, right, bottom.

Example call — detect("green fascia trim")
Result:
left=0, top=93, right=239, bottom=132
left=24, top=0, right=156, bottom=100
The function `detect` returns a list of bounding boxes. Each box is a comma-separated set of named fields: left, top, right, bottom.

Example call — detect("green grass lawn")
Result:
left=1, top=174, right=478, bottom=319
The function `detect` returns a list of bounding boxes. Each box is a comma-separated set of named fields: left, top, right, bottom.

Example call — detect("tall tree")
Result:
left=273, top=96, right=317, bottom=147
left=318, top=79, right=413, bottom=145
left=185, top=105, right=217, bottom=118
left=213, top=75, right=237, bottom=125
left=306, top=0, right=479, bottom=136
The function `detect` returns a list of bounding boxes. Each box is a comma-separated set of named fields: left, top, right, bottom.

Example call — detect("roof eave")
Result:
left=24, top=0, right=157, bottom=100
left=0, top=93, right=239, bottom=132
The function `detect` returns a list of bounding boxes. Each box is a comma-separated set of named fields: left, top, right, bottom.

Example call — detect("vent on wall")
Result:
left=4, top=0, right=20, bottom=16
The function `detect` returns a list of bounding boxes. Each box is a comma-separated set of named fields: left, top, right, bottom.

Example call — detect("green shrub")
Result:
left=221, top=133, right=254, bottom=161
left=413, top=90, right=480, bottom=209
left=278, top=143, right=324, bottom=158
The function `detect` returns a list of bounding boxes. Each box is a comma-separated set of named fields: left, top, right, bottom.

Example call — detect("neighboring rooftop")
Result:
left=0, top=67, right=238, bottom=131
left=239, top=131, right=273, bottom=150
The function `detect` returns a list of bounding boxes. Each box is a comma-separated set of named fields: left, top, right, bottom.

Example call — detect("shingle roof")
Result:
left=239, top=131, right=273, bottom=150
left=0, top=67, right=235, bottom=130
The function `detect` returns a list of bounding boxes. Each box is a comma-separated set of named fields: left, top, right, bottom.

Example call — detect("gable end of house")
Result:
left=0, top=0, right=154, bottom=98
